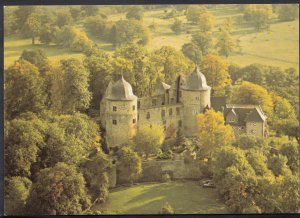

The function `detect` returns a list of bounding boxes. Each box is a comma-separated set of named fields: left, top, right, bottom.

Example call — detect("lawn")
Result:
left=93, top=181, right=228, bottom=214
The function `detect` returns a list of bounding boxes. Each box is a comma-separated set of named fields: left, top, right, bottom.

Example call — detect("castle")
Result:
left=100, top=67, right=267, bottom=148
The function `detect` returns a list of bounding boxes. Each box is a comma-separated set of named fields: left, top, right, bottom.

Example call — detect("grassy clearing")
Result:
left=93, top=181, right=228, bottom=214
left=4, top=35, right=84, bottom=69
left=4, top=5, right=299, bottom=70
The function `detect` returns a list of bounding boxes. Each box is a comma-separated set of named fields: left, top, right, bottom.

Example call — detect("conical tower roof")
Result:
left=107, top=75, right=137, bottom=101
left=182, top=66, right=210, bottom=91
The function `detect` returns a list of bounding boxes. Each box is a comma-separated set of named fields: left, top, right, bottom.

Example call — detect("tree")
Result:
left=197, top=109, right=235, bottom=159
left=228, top=64, right=242, bottom=85
left=4, top=60, right=47, bottom=120
left=159, top=202, right=174, bottom=214
left=14, top=6, right=36, bottom=31
left=117, top=146, right=142, bottom=184
left=272, top=96, right=298, bottom=138
left=277, top=4, right=299, bottom=21
left=23, top=11, right=43, bottom=45
left=280, top=143, right=299, bottom=174
left=243, top=5, right=273, bottom=31
left=26, top=163, right=91, bottom=215
left=279, top=173, right=300, bottom=212
left=152, top=46, right=192, bottom=84
left=171, top=18, right=183, bottom=34
left=81, top=5, right=99, bottom=17
left=55, top=9, right=73, bottom=27
left=5, top=177, right=32, bottom=215
left=61, top=58, right=92, bottom=113
left=134, top=124, right=165, bottom=158
left=80, top=150, right=110, bottom=202
left=181, top=43, right=203, bottom=64
left=19, top=49, right=49, bottom=73
left=110, top=20, right=150, bottom=46
left=212, top=146, right=257, bottom=213
left=240, top=64, right=268, bottom=86
left=84, top=16, right=113, bottom=40
left=198, top=11, right=216, bottom=32
left=246, top=149, right=272, bottom=176
left=216, top=30, right=236, bottom=57
left=84, top=48, right=112, bottom=109
left=231, top=81, right=274, bottom=117
left=113, top=43, right=151, bottom=97
left=5, top=118, right=45, bottom=177
left=201, top=54, right=231, bottom=96
left=4, top=7, right=18, bottom=36
left=55, top=26, right=93, bottom=52
left=191, top=31, right=213, bottom=55
left=186, top=5, right=206, bottom=24
left=267, top=154, right=290, bottom=177
left=126, top=6, right=144, bottom=20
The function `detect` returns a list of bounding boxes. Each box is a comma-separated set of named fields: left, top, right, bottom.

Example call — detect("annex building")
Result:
left=100, top=67, right=267, bottom=148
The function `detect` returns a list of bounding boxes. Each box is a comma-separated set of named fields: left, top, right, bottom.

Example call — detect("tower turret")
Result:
left=180, top=66, right=211, bottom=136
left=103, top=76, right=138, bottom=148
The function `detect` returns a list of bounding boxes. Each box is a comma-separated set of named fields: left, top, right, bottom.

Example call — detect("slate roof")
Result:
left=106, top=76, right=137, bottom=101
left=224, top=104, right=267, bottom=126
left=211, top=96, right=227, bottom=112
left=182, top=66, right=211, bottom=91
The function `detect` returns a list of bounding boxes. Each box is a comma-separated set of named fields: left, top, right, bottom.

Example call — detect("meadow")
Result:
left=4, top=5, right=299, bottom=70
left=94, top=181, right=228, bottom=214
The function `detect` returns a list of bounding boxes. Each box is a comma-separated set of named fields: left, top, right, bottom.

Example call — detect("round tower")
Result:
left=180, top=66, right=211, bottom=137
left=104, top=76, right=138, bottom=148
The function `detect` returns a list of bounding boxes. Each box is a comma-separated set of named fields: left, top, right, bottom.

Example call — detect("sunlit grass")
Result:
left=4, top=5, right=299, bottom=70
left=94, top=181, right=228, bottom=214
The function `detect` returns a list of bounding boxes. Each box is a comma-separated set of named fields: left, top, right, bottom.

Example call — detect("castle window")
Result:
left=113, top=106, right=117, bottom=111
left=146, top=112, right=150, bottom=119
left=138, top=101, right=141, bottom=109
left=176, top=107, right=180, bottom=115
left=169, top=108, right=173, bottom=116
left=133, top=105, right=136, bottom=110
left=178, top=120, right=182, bottom=128
left=162, top=97, right=165, bottom=105
left=196, top=96, right=200, bottom=100
left=152, top=99, right=157, bottom=106
left=171, top=98, right=174, bottom=103
left=133, top=119, right=136, bottom=124
left=179, top=91, right=182, bottom=98
left=113, top=120, right=117, bottom=125
left=161, top=109, right=165, bottom=118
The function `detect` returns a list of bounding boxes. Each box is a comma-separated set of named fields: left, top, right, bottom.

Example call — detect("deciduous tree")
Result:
left=197, top=109, right=235, bottom=159
left=26, top=162, right=91, bottom=215
left=134, top=125, right=165, bottom=158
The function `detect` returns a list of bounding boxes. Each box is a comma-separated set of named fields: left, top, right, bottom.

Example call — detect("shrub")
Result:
left=161, top=173, right=171, bottom=182
left=159, top=202, right=174, bottom=214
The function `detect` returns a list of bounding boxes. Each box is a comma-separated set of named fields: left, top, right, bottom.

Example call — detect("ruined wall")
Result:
left=137, top=159, right=202, bottom=182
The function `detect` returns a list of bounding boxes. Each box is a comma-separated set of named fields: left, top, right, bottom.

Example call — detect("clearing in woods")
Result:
left=93, top=181, right=228, bottom=214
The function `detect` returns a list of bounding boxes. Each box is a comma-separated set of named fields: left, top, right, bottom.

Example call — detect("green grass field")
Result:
left=93, top=181, right=228, bottom=214
left=4, top=5, right=299, bottom=70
